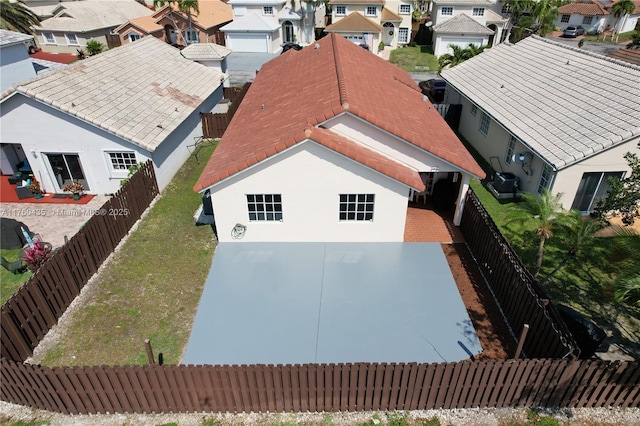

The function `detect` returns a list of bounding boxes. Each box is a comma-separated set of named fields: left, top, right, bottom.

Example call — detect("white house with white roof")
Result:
left=441, top=35, right=640, bottom=213
left=0, top=37, right=224, bottom=195
left=430, top=0, right=510, bottom=56
left=0, top=30, right=37, bottom=93
left=180, top=43, right=232, bottom=85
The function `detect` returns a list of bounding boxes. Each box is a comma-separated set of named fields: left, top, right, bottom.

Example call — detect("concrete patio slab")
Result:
left=182, top=242, right=482, bottom=366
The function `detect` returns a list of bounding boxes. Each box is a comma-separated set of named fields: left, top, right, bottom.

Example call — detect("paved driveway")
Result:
left=182, top=242, right=482, bottom=365
left=227, top=53, right=278, bottom=85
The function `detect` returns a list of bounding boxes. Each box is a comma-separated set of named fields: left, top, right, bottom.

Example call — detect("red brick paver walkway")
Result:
left=404, top=205, right=464, bottom=243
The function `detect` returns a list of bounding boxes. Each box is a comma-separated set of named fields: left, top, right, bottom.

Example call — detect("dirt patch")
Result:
left=442, top=243, right=516, bottom=360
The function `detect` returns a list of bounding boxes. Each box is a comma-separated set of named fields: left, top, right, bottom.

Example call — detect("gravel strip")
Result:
left=1, top=402, right=639, bottom=425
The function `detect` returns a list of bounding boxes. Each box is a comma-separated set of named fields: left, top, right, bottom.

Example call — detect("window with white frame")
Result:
left=185, top=29, right=198, bottom=43
left=398, top=28, right=409, bottom=43
left=263, top=5, right=274, bottom=15
left=501, top=4, right=510, bottom=13
left=470, top=104, right=477, bottom=116
left=537, top=164, right=554, bottom=194
left=472, top=7, right=484, bottom=16
left=441, top=7, right=453, bottom=16
left=583, top=16, right=593, bottom=25
left=365, top=6, right=377, bottom=16
left=339, top=194, right=375, bottom=221
left=65, top=33, right=79, bottom=45
left=335, top=5, right=346, bottom=15
left=127, top=32, right=141, bottom=42
left=399, top=4, right=411, bottom=14
left=505, top=136, right=517, bottom=165
left=108, top=152, right=137, bottom=171
left=479, top=112, right=490, bottom=136
left=247, top=194, right=282, bottom=221
left=42, top=32, right=55, bottom=44
left=571, top=172, right=624, bottom=212
left=560, top=14, right=570, bottom=23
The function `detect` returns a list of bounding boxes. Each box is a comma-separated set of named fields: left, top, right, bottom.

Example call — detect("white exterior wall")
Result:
left=554, top=137, right=638, bottom=210
left=432, top=4, right=488, bottom=26
left=36, top=29, right=110, bottom=54
left=433, top=34, right=488, bottom=56
left=555, top=14, right=607, bottom=33
left=0, top=43, right=36, bottom=92
left=209, top=141, right=410, bottom=243
left=325, top=114, right=461, bottom=173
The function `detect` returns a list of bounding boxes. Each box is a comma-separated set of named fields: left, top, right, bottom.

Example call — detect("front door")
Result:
left=383, top=22, right=394, bottom=46
left=282, top=21, right=294, bottom=43
left=46, top=153, right=89, bottom=192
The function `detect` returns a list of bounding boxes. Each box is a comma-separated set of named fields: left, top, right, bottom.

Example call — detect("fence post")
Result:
left=514, top=324, right=530, bottom=359
left=145, top=339, right=155, bottom=365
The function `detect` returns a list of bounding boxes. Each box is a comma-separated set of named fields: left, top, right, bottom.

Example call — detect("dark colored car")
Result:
left=418, top=79, right=447, bottom=103
left=563, top=25, right=585, bottom=38
left=281, top=42, right=303, bottom=54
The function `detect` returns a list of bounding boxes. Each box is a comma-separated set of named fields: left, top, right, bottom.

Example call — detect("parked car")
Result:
left=24, top=38, right=37, bottom=54
left=281, top=42, right=302, bottom=54
left=563, top=25, right=585, bottom=38
left=418, top=79, right=447, bottom=103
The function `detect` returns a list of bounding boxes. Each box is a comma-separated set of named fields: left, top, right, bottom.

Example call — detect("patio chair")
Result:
left=1, top=256, right=27, bottom=274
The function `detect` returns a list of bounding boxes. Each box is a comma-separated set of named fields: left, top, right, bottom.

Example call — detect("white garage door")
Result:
left=441, top=37, right=483, bottom=55
left=229, top=34, right=269, bottom=53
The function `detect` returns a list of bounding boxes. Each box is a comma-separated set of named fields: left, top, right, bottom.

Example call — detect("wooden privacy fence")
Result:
left=201, top=83, right=251, bottom=138
left=0, top=161, right=158, bottom=362
left=460, top=190, right=579, bottom=359
left=1, top=358, right=638, bottom=414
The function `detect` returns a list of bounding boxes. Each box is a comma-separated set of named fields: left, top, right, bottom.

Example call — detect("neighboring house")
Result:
left=555, top=0, right=610, bottom=34
left=555, top=0, right=640, bottom=35
left=0, top=37, right=225, bottom=195
left=607, top=47, right=640, bottom=65
left=32, top=1, right=154, bottom=54
left=0, top=30, right=37, bottom=93
left=194, top=33, right=484, bottom=243
left=113, top=0, right=232, bottom=47
left=324, top=0, right=414, bottom=49
left=430, top=0, right=510, bottom=56
left=441, top=35, right=640, bottom=213
left=180, top=43, right=232, bottom=86
left=220, top=0, right=322, bottom=52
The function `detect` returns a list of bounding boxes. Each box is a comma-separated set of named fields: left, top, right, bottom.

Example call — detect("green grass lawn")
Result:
left=583, top=30, right=637, bottom=43
left=389, top=45, right=439, bottom=73
left=1, top=248, right=32, bottom=305
left=34, top=144, right=218, bottom=366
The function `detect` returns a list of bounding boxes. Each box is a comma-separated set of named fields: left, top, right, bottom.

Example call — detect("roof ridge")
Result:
left=530, top=35, right=640, bottom=71
left=332, top=34, right=350, bottom=111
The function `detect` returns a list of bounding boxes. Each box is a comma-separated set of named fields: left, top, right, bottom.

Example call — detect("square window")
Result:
left=186, top=29, right=198, bottom=43
left=399, top=4, right=410, bottom=14
left=336, top=5, right=346, bottom=15
left=263, top=6, right=274, bottom=15
left=479, top=112, right=490, bottom=136
left=65, top=33, right=79, bottom=45
left=108, top=152, right=137, bottom=170
left=398, top=28, right=409, bottom=43
left=339, top=193, right=375, bottom=221
left=246, top=194, right=282, bottom=222
left=365, top=6, right=377, bottom=16
left=561, top=14, right=570, bottom=23
left=501, top=4, right=510, bottom=14
left=128, top=33, right=141, bottom=42
left=470, top=104, right=477, bottom=116
left=441, top=7, right=453, bottom=16
left=472, top=7, right=484, bottom=16
left=583, top=16, right=593, bottom=25
left=43, top=32, right=55, bottom=44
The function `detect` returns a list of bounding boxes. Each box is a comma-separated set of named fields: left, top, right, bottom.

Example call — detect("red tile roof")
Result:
left=194, top=33, right=485, bottom=193
left=558, top=1, right=609, bottom=15
left=607, top=48, right=640, bottom=65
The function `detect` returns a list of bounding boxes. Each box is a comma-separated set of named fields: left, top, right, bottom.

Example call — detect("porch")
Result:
left=404, top=202, right=464, bottom=243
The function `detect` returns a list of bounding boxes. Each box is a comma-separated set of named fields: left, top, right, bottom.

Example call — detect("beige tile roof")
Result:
left=37, top=1, right=153, bottom=32
left=0, top=29, right=33, bottom=46
left=181, top=43, right=232, bottom=59
left=11, top=37, right=223, bottom=152
left=169, top=0, right=232, bottom=29
left=115, top=15, right=164, bottom=34
left=329, top=0, right=384, bottom=4
left=433, top=13, right=494, bottom=34
left=325, top=12, right=383, bottom=32
left=381, top=7, right=403, bottom=22
left=441, top=35, right=640, bottom=170
left=485, top=8, right=508, bottom=23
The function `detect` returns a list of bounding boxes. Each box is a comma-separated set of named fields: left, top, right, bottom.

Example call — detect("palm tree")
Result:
left=507, top=188, right=566, bottom=277
left=611, top=0, right=635, bottom=41
left=609, top=227, right=640, bottom=307
left=153, top=0, right=199, bottom=45
left=438, top=44, right=487, bottom=71
left=0, top=0, right=40, bottom=35
left=178, top=0, right=199, bottom=44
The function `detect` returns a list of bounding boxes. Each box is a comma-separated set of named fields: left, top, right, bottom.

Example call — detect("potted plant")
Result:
left=20, top=239, right=53, bottom=272
left=63, top=180, right=85, bottom=200
left=29, top=179, right=43, bottom=199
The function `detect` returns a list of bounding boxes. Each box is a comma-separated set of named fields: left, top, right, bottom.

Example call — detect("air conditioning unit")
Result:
left=493, top=172, right=520, bottom=193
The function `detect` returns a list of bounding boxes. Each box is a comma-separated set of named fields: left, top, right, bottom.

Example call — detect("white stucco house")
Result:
left=555, top=0, right=640, bottom=35
left=440, top=35, right=640, bottom=213
left=324, top=0, right=414, bottom=49
left=430, top=0, right=510, bottom=56
left=220, top=0, right=323, bottom=52
left=0, top=30, right=37, bottom=93
left=194, top=34, right=484, bottom=243
left=1, top=37, right=225, bottom=195
left=180, top=43, right=232, bottom=86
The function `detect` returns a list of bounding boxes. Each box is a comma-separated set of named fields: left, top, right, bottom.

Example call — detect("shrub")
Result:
left=86, top=39, right=105, bottom=56
left=20, top=239, right=53, bottom=272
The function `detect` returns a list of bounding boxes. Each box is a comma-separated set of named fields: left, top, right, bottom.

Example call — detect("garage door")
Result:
left=229, top=34, right=269, bottom=53
left=441, top=37, right=483, bottom=55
